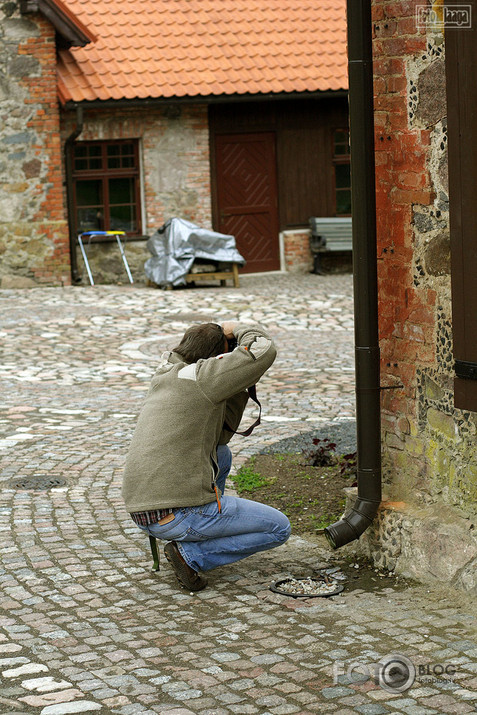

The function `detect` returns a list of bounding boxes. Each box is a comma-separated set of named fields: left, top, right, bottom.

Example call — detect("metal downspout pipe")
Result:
left=324, top=0, right=382, bottom=549
left=64, top=105, right=84, bottom=283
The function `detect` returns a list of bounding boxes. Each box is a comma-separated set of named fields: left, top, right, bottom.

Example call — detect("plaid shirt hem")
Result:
left=130, top=508, right=174, bottom=526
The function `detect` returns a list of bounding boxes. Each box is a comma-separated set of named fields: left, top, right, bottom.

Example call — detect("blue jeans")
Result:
left=137, top=445, right=291, bottom=572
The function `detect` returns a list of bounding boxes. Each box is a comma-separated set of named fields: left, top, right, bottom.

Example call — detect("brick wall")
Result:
left=373, top=0, right=434, bottom=499
left=355, top=0, right=477, bottom=588
left=0, top=3, right=70, bottom=287
left=282, top=230, right=312, bottom=273
left=61, top=105, right=212, bottom=284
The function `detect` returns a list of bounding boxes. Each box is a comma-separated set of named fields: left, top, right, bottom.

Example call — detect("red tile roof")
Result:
left=57, top=0, right=348, bottom=104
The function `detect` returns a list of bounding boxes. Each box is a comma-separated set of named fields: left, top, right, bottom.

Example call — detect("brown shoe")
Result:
left=164, top=541, right=208, bottom=591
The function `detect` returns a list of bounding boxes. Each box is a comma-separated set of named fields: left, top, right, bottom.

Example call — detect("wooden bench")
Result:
left=309, top=217, right=352, bottom=273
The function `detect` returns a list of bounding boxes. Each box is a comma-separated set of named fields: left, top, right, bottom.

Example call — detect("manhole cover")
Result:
left=270, top=575, right=344, bottom=598
left=10, top=477, right=67, bottom=491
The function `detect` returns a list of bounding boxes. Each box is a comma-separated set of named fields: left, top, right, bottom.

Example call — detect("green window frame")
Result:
left=332, top=129, right=351, bottom=216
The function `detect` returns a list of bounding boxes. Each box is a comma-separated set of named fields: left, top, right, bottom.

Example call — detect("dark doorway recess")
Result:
left=210, top=97, right=349, bottom=274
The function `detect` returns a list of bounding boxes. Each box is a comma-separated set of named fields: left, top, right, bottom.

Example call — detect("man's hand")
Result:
left=221, top=321, right=239, bottom=339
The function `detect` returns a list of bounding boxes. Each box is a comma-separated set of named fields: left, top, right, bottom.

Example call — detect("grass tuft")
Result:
left=231, top=459, right=271, bottom=492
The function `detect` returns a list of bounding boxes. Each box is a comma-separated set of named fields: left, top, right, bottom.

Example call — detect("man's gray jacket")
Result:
left=122, top=323, right=277, bottom=513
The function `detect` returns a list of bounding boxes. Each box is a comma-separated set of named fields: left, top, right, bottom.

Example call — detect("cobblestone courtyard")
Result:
left=1, top=274, right=477, bottom=715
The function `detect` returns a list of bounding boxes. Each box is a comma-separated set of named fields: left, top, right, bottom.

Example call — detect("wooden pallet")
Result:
left=185, top=263, right=240, bottom=288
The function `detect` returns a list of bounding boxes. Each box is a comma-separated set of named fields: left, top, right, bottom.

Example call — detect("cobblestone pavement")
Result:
left=1, top=273, right=477, bottom=715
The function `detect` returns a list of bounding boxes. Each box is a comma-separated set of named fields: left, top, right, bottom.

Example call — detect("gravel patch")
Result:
left=270, top=575, right=345, bottom=598
left=259, top=420, right=357, bottom=457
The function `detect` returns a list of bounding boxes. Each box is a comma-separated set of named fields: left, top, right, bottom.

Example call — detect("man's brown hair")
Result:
left=173, top=323, right=226, bottom=363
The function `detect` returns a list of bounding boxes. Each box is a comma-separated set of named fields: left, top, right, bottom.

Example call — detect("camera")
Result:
left=227, top=337, right=238, bottom=351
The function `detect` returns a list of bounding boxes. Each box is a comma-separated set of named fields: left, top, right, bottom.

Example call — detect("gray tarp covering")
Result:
left=145, top=218, right=246, bottom=287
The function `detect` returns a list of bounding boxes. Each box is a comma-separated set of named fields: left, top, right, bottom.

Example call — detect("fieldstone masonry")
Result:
left=0, top=1, right=70, bottom=287
left=361, top=0, right=477, bottom=587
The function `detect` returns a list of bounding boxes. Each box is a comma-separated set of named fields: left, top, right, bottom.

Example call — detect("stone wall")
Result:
left=0, top=2, right=70, bottom=287
left=352, top=0, right=477, bottom=591
left=62, top=105, right=212, bottom=285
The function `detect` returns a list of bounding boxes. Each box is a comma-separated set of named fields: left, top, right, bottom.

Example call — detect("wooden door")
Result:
left=214, top=132, right=280, bottom=273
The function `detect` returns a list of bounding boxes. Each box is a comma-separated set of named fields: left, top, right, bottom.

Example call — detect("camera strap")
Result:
left=224, top=385, right=261, bottom=437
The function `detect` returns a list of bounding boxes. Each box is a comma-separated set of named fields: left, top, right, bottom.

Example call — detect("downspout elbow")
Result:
left=324, top=494, right=380, bottom=550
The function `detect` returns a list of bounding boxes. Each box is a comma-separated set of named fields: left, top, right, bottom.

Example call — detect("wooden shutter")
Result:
left=445, top=0, right=477, bottom=410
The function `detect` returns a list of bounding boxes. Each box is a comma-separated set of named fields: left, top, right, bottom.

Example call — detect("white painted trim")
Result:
left=280, top=228, right=310, bottom=235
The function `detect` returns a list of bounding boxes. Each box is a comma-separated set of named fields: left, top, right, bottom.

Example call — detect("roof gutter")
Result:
left=61, top=89, right=348, bottom=112
left=64, top=105, right=83, bottom=283
left=324, top=0, right=382, bottom=549
left=20, top=0, right=96, bottom=46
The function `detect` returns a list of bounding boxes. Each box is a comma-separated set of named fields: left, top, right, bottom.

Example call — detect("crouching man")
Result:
left=122, top=321, right=291, bottom=591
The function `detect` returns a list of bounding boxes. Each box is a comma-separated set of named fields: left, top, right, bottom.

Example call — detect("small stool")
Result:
left=149, top=535, right=160, bottom=571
